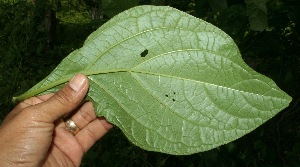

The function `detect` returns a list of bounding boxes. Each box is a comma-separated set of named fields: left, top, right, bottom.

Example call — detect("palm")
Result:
left=43, top=102, right=113, bottom=167
left=20, top=95, right=112, bottom=167
left=44, top=121, right=85, bottom=167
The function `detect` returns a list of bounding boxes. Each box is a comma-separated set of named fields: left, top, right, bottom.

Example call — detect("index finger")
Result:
left=1, top=94, right=53, bottom=125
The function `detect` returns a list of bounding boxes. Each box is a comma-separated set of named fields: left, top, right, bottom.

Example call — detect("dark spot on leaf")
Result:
left=165, top=94, right=169, bottom=97
left=140, top=49, right=148, bottom=57
left=173, top=92, right=176, bottom=94
left=172, top=99, right=176, bottom=102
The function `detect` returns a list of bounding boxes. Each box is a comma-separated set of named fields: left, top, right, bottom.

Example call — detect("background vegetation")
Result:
left=1, top=0, right=299, bottom=166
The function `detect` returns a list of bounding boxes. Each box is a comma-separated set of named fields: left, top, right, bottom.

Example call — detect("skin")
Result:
left=0, top=74, right=113, bottom=167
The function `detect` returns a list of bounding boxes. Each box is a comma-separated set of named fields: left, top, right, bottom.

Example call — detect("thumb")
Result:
left=34, top=74, right=89, bottom=122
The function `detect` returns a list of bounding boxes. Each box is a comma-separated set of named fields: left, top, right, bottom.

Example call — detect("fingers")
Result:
left=75, top=117, right=113, bottom=153
left=68, top=102, right=96, bottom=129
left=1, top=96, right=48, bottom=125
left=65, top=101, right=113, bottom=152
left=33, top=74, right=89, bottom=122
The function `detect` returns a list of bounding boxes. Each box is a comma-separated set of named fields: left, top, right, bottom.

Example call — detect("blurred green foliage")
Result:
left=1, top=0, right=299, bottom=166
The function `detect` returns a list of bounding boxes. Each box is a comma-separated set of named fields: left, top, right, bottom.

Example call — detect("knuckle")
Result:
left=79, top=109, right=93, bottom=122
left=85, top=126, right=98, bottom=141
left=21, top=107, right=33, bottom=117
left=54, top=87, right=76, bottom=105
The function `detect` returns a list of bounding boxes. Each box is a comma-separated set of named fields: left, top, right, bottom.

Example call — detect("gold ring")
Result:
left=65, top=119, right=80, bottom=135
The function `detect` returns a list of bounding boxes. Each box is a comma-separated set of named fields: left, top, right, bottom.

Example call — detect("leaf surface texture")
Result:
left=14, top=6, right=292, bottom=155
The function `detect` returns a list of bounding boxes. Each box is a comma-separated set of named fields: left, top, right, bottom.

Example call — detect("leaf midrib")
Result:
left=13, top=66, right=288, bottom=102
left=83, top=68, right=287, bottom=104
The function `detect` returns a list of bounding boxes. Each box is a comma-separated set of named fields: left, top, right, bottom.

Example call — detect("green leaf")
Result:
left=13, top=5, right=292, bottom=155
left=245, top=0, right=269, bottom=31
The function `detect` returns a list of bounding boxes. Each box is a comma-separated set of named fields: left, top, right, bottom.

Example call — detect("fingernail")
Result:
left=69, top=74, right=86, bottom=92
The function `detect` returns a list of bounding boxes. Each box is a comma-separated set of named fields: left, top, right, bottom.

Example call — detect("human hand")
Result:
left=0, top=74, right=113, bottom=167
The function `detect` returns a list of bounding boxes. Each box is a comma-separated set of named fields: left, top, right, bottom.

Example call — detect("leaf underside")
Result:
left=13, top=6, right=292, bottom=155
